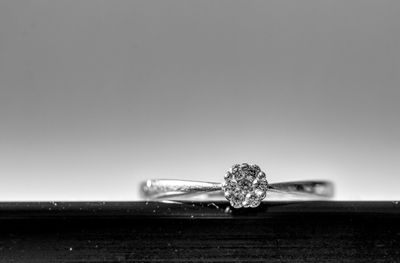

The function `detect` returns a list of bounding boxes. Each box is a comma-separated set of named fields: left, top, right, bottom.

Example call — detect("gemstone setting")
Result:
left=222, top=163, right=268, bottom=208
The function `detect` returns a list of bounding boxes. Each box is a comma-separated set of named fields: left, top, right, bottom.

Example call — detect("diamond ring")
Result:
left=141, top=163, right=334, bottom=208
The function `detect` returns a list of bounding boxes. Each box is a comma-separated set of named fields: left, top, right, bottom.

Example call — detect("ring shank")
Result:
left=141, top=179, right=334, bottom=200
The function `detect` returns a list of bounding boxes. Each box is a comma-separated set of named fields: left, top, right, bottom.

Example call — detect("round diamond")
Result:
left=255, top=189, right=266, bottom=199
left=234, top=170, right=245, bottom=181
left=224, top=172, right=233, bottom=180
left=222, top=163, right=268, bottom=208
left=253, top=178, right=268, bottom=192
left=257, top=171, right=266, bottom=180
left=251, top=164, right=261, bottom=173
left=245, top=192, right=261, bottom=208
left=240, top=179, right=252, bottom=191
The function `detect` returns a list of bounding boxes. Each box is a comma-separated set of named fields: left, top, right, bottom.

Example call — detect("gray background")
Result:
left=0, top=1, right=399, bottom=200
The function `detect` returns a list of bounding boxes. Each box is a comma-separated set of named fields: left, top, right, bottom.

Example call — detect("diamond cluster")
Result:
left=222, top=163, right=268, bottom=208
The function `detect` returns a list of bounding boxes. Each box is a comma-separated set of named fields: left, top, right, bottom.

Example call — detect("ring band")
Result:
left=141, top=163, right=334, bottom=209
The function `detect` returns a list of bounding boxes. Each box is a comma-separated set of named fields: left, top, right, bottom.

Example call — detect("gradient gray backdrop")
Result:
left=0, top=1, right=399, bottom=200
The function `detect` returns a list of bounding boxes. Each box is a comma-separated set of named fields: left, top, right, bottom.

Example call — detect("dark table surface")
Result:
left=0, top=201, right=399, bottom=262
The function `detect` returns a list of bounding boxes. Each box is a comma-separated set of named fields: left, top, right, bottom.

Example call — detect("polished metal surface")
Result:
left=141, top=179, right=334, bottom=200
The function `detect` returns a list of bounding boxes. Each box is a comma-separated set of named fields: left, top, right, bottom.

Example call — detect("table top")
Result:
left=1, top=200, right=400, bottom=218
left=0, top=201, right=399, bottom=262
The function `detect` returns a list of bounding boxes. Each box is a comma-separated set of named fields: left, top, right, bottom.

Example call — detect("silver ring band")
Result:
left=141, top=179, right=333, bottom=199
left=140, top=163, right=334, bottom=209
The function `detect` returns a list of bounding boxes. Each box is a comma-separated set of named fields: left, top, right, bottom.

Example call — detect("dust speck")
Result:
left=207, top=203, right=219, bottom=209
